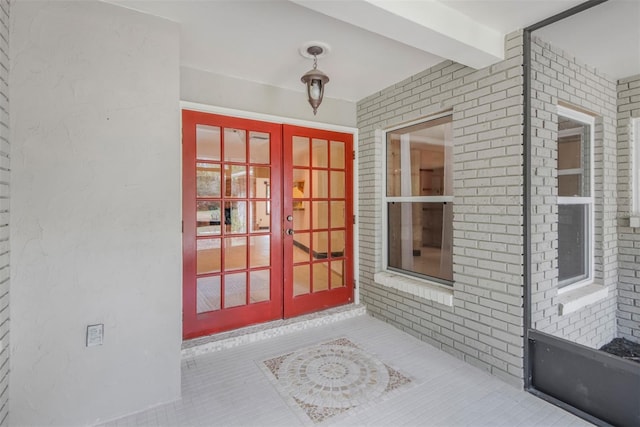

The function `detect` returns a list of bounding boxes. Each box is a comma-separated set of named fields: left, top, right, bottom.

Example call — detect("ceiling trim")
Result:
left=291, top=0, right=505, bottom=69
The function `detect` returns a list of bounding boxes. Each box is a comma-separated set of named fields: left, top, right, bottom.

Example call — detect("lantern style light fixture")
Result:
left=300, top=45, right=330, bottom=115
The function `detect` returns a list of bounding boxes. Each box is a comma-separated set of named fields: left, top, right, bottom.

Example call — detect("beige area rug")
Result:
left=260, top=338, right=412, bottom=424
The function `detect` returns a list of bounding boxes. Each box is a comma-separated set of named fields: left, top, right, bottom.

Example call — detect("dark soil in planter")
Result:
left=599, top=338, right=640, bottom=363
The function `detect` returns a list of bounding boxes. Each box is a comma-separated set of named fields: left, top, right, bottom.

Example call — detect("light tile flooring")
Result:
left=104, top=315, right=591, bottom=426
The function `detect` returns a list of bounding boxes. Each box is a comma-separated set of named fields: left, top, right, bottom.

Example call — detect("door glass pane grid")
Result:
left=291, top=134, right=348, bottom=295
left=196, top=124, right=274, bottom=313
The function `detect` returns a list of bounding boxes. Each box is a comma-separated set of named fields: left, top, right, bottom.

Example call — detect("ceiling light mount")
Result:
left=306, top=45, right=324, bottom=57
left=298, top=41, right=331, bottom=59
left=300, top=42, right=330, bottom=115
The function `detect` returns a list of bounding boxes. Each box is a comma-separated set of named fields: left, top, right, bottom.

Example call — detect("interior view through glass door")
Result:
left=283, top=125, right=354, bottom=318
left=182, top=111, right=354, bottom=339
left=182, top=110, right=283, bottom=339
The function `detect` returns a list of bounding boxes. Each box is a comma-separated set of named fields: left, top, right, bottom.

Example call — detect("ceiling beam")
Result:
left=291, top=0, right=504, bottom=69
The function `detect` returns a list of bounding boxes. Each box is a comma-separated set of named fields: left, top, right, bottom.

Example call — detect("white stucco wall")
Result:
left=10, top=1, right=182, bottom=424
left=181, top=66, right=357, bottom=127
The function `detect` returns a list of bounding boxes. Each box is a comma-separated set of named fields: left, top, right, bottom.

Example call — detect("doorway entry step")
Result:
left=181, top=304, right=366, bottom=359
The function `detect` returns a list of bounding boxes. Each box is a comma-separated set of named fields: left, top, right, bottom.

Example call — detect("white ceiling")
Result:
left=108, top=0, right=639, bottom=103
left=535, top=0, right=640, bottom=80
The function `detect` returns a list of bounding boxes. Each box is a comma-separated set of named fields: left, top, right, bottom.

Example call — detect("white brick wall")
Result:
left=529, top=36, right=618, bottom=348
left=617, top=74, right=640, bottom=343
left=0, top=0, right=8, bottom=424
left=357, top=31, right=525, bottom=387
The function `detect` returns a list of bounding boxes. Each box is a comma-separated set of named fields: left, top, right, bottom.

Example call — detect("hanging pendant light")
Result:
left=300, top=46, right=330, bottom=115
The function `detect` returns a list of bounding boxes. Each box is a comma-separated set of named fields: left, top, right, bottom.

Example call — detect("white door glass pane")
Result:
left=197, top=239, right=221, bottom=274
left=249, top=131, right=270, bottom=164
left=224, top=128, right=246, bottom=163
left=293, top=232, right=310, bottom=263
left=224, top=237, right=247, bottom=270
left=293, top=136, right=310, bottom=167
left=330, top=260, right=345, bottom=288
left=293, top=265, right=310, bottom=296
left=330, top=141, right=345, bottom=169
left=224, top=165, right=247, bottom=198
left=197, top=276, right=221, bottom=313
left=312, top=170, right=328, bottom=198
left=331, top=201, right=345, bottom=229
left=197, top=201, right=221, bottom=236
left=312, top=231, right=328, bottom=259
left=250, top=201, right=270, bottom=232
left=196, top=125, right=220, bottom=161
left=249, top=235, right=270, bottom=268
left=312, top=201, right=328, bottom=229
left=313, top=263, right=329, bottom=292
left=249, top=167, right=270, bottom=198
left=331, top=230, right=345, bottom=257
left=197, top=163, right=221, bottom=198
left=224, top=201, right=246, bottom=234
left=330, top=171, right=345, bottom=198
left=312, top=138, right=328, bottom=168
left=250, top=270, right=270, bottom=303
left=293, top=201, right=310, bottom=230
left=224, top=272, right=246, bottom=308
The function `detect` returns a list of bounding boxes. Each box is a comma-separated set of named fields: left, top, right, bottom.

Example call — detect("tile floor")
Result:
left=103, top=314, right=591, bottom=426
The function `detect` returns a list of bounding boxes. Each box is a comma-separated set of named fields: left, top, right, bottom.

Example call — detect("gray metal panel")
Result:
left=529, top=330, right=640, bottom=427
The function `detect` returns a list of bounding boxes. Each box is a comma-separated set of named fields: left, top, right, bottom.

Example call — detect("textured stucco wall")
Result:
left=10, top=1, right=182, bottom=424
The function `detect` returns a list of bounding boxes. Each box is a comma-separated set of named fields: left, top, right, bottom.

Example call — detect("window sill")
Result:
left=373, top=271, right=453, bottom=307
left=555, top=283, right=608, bottom=316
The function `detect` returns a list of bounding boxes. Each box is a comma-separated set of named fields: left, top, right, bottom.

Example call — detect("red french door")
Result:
left=182, top=111, right=353, bottom=339
left=282, top=125, right=354, bottom=318
left=182, top=110, right=283, bottom=339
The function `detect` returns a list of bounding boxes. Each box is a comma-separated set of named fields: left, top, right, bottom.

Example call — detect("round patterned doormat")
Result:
left=262, top=338, right=411, bottom=424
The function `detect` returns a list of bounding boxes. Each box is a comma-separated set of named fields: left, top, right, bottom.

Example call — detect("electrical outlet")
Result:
left=86, top=324, right=104, bottom=347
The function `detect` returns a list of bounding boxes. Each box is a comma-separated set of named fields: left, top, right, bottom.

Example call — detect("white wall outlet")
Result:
left=86, top=324, right=104, bottom=347
left=630, top=216, right=640, bottom=228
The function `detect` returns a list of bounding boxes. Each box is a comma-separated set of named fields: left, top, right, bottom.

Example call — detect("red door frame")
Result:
left=182, top=111, right=354, bottom=339
left=282, top=125, right=354, bottom=318
left=182, top=110, right=283, bottom=339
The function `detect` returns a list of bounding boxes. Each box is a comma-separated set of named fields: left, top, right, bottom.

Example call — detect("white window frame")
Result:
left=557, top=105, right=595, bottom=293
left=632, top=117, right=640, bottom=215
left=382, top=112, right=454, bottom=287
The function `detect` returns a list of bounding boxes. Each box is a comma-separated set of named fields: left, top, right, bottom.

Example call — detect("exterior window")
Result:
left=557, top=106, right=594, bottom=289
left=385, top=115, right=453, bottom=284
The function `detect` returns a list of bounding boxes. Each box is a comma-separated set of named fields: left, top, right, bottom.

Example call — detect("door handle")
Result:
left=285, top=229, right=295, bottom=236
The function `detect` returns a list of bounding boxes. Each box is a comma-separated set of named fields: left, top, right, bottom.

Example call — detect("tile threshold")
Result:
left=181, top=304, right=367, bottom=358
